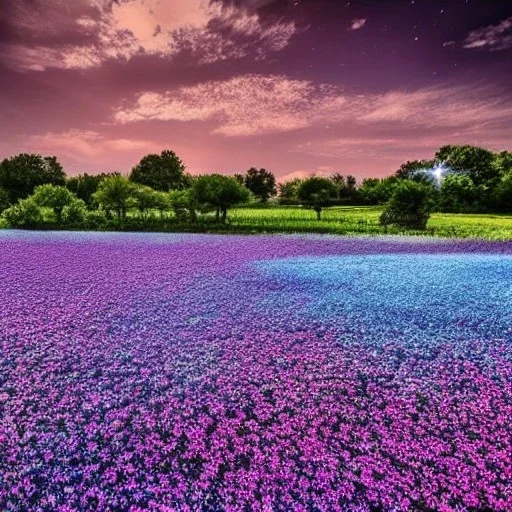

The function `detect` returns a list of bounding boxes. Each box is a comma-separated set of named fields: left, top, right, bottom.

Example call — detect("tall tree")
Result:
left=330, top=173, right=346, bottom=199
left=93, top=175, right=137, bottom=221
left=438, top=174, right=479, bottom=212
left=0, top=153, right=65, bottom=203
left=243, top=168, right=277, bottom=203
left=278, top=178, right=304, bottom=203
left=435, top=145, right=496, bottom=186
left=494, top=171, right=512, bottom=212
left=0, top=187, right=9, bottom=212
left=492, top=151, right=512, bottom=178
left=346, top=175, right=357, bottom=189
left=192, top=174, right=250, bottom=222
left=298, top=177, right=337, bottom=220
left=132, top=184, right=171, bottom=218
left=130, top=150, right=187, bottom=192
left=395, top=160, right=435, bottom=179
left=67, top=173, right=115, bottom=208
left=360, top=177, right=398, bottom=204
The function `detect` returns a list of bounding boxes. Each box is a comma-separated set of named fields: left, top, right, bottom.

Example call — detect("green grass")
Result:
left=227, top=206, right=512, bottom=240
left=8, top=205, right=512, bottom=240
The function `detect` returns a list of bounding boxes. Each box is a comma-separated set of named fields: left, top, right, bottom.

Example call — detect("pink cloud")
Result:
left=463, top=17, right=512, bottom=51
left=27, top=130, right=159, bottom=160
left=350, top=19, right=367, bottom=31
left=114, top=75, right=333, bottom=135
left=115, top=77, right=512, bottom=138
left=1, top=0, right=298, bottom=71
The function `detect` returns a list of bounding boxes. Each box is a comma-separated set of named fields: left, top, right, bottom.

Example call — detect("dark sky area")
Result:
left=0, top=0, right=511, bottom=179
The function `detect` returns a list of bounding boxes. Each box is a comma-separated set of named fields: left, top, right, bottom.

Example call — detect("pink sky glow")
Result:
left=0, top=0, right=511, bottom=181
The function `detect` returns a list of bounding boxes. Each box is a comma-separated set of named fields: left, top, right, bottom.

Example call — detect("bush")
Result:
left=0, top=187, right=9, bottom=212
left=83, top=210, right=108, bottom=230
left=61, top=199, right=87, bottom=225
left=92, top=175, right=137, bottom=221
left=2, top=198, right=44, bottom=227
left=32, top=184, right=79, bottom=223
left=380, top=180, right=434, bottom=230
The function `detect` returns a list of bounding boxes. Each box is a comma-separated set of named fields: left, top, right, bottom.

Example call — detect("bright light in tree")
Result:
left=432, top=165, right=445, bottom=186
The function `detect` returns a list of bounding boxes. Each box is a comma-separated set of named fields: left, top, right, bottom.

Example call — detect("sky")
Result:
left=0, top=0, right=511, bottom=181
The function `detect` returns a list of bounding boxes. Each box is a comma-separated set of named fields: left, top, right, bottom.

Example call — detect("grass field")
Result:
left=7, top=204, right=512, bottom=240
left=228, top=206, right=512, bottom=240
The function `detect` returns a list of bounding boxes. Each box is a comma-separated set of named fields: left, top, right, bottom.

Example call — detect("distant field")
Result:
left=11, top=204, right=512, bottom=240
left=229, top=206, right=512, bottom=240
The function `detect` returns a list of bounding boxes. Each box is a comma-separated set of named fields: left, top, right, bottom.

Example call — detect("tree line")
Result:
left=0, top=144, right=511, bottom=231
left=0, top=151, right=268, bottom=229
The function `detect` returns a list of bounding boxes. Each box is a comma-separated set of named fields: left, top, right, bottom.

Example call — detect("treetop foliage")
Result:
left=130, top=150, right=188, bottom=192
left=1, top=144, right=512, bottom=231
left=0, top=153, right=65, bottom=203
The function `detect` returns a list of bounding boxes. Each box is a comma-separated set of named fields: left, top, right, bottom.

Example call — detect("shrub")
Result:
left=32, top=184, right=80, bottom=223
left=61, top=199, right=87, bottom=225
left=83, top=210, right=108, bottom=230
left=2, top=198, right=44, bottom=227
left=92, top=175, right=137, bottom=221
left=380, top=180, right=434, bottom=230
left=169, top=189, right=197, bottom=222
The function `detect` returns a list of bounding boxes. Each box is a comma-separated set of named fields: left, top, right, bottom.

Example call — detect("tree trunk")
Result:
left=216, top=207, right=220, bottom=222
left=221, top=208, right=227, bottom=223
left=316, top=208, right=321, bottom=221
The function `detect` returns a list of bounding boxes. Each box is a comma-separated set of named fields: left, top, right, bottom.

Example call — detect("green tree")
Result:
left=0, top=187, right=9, bottom=212
left=346, top=175, right=357, bottom=190
left=0, top=154, right=65, bottom=203
left=395, top=160, right=435, bottom=179
left=492, top=151, right=512, bottom=178
left=192, top=174, right=250, bottom=222
left=66, top=173, right=114, bottom=208
left=380, top=180, right=434, bottom=230
left=360, top=177, right=398, bottom=205
left=61, top=199, right=87, bottom=225
left=92, top=175, right=137, bottom=221
left=169, top=189, right=197, bottom=222
left=331, top=174, right=361, bottom=203
left=493, top=171, right=512, bottom=212
left=243, top=168, right=277, bottom=203
left=2, top=198, right=44, bottom=227
left=130, top=150, right=187, bottom=192
left=330, top=173, right=346, bottom=200
left=298, top=177, right=337, bottom=220
left=278, top=178, right=304, bottom=203
left=438, top=174, right=479, bottom=212
left=234, top=174, right=245, bottom=185
left=435, top=145, right=496, bottom=186
left=32, top=184, right=79, bottom=223
left=131, top=184, right=168, bottom=218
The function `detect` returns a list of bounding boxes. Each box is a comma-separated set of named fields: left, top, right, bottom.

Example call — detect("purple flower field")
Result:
left=1, top=231, right=511, bottom=512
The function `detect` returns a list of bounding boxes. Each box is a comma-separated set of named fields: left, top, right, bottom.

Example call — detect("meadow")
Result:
left=229, top=206, right=512, bottom=240
left=1, top=231, right=511, bottom=511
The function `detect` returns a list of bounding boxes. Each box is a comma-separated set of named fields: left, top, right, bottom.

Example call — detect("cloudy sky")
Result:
left=1, top=0, right=511, bottom=180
